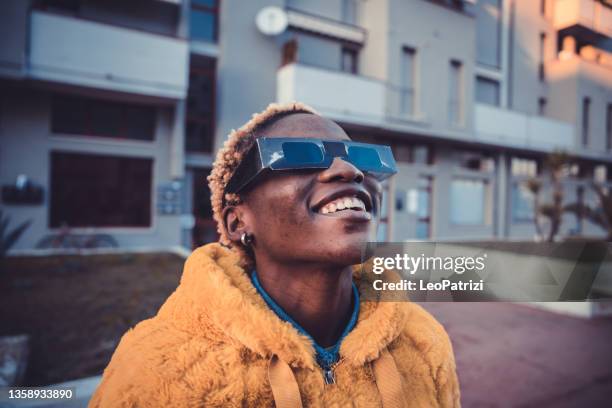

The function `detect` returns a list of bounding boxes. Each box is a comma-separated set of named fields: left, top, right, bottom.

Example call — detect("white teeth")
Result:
left=353, top=198, right=365, bottom=210
left=318, top=196, right=368, bottom=214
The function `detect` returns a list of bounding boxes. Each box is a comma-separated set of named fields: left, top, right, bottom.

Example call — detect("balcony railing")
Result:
left=28, top=11, right=189, bottom=99
left=277, top=63, right=386, bottom=125
left=554, top=0, right=612, bottom=36
left=474, top=104, right=575, bottom=151
left=278, top=64, right=576, bottom=152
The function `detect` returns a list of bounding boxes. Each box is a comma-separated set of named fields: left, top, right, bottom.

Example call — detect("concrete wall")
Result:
left=358, top=0, right=389, bottom=81
left=509, top=0, right=556, bottom=115
left=0, top=0, right=29, bottom=78
left=28, top=11, right=189, bottom=99
left=79, top=0, right=179, bottom=37
left=548, top=58, right=612, bottom=153
left=0, top=87, right=183, bottom=250
left=386, top=0, right=476, bottom=140
left=213, top=0, right=285, bottom=152
left=286, top=0, right=344, bottom=21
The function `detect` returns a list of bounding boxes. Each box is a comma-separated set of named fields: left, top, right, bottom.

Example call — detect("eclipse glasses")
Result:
left=225, top=137, right=398, bottom=194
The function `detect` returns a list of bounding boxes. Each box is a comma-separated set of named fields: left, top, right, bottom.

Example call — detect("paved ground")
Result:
left=421, top=302, right=612, bottom=408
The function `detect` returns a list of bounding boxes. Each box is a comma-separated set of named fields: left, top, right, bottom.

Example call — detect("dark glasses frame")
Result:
left=225, top=137, right=397, bottom=194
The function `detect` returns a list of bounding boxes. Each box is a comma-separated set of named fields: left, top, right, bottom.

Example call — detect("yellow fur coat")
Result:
left=89, top=243, right=460, bottom=407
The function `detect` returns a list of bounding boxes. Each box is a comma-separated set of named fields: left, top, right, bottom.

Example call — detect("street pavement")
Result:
left=421, top=302, right=612, bottom=408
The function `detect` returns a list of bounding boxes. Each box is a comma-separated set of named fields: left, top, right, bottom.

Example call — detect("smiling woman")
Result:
left=89, top=102, right=461, bottom=408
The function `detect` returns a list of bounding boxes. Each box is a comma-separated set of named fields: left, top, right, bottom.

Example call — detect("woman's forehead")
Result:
left=257, top=113, right=350, bottom=141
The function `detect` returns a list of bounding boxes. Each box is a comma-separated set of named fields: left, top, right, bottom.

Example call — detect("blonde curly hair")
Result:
left=207, top=101, right=318, bottom=260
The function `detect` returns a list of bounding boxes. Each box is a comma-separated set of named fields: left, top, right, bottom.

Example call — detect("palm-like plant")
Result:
left=565, top=184, right=612, bottom=241
left=524, top=151, right=569, bottom=242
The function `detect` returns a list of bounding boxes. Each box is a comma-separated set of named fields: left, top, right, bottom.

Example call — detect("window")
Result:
left=538, top=97, right=547, bottom=116
left=476, top=0, right=502, bottom=68
left=51, top=95, right=155, bottom=141
left=456, top=150, right=495, bottom=172
left=511, top=157, right=539, bottom=177
left=390, top=143, right=433, bottom=164
left=341, top=47, right=358, bottom=74
left=582, top=97, right=591, bottom=146
left=342, top=0, right=357, bottom=24
left=607, top=103, right=612, bottom=151
left=427, top=0, right=465, bottom=12
left=416, top=176, right=433, bottom=239
left=594, top=165, right=608, bottom=183
left=400, top=47, right=417, bottom=116
left=563, top=163, right=582, bottom=178
left=512, top=182, right=534, bottom=222
left=50, top=152, right=152, bottom=228
left=390, top=143, right=410, bottom=162
left=186, top=56, right=216, bottom=153
left=190, top=0, right=219, bottom=43
left=476, top=76, right=500, bottom=106
left=448, top=60, right=463, bottom=125
left=413, top=145, right=433, bottom=165
left=450, top=178, right=488, bottom=225
left=293, top=32, right=349, bottom=72
left=539, top=33, right=546, bottom=81
left=39, top=0, right=80, bottom=13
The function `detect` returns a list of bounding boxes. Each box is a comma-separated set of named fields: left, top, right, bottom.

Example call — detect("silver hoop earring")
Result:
left=240, top=232, right=253, bottom=247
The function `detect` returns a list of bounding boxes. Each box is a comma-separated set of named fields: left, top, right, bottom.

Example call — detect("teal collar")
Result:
left=250, top=270, right=360, bottom=372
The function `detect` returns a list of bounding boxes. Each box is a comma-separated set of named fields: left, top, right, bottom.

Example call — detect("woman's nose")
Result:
left=317, top=157, right=365, bottom=184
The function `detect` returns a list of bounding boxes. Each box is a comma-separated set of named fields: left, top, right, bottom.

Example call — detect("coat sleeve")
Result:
left=400, top=303, right=461, bottom=408
left=88, top=317, right=199, bottom=408
left=433, top=335, right=461, bottom=408
left=88, top=317, right=235, bottom=408
left=88, top=322, right=162, bottom=408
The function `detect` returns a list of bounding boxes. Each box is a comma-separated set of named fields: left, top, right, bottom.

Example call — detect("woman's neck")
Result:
left=254, top=260, right=354, bottom=348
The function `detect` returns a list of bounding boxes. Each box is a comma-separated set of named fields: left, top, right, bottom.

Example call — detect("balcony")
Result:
left=28, top=11, right=188, bottom=99
left=277, top=63, right=386, bottom=125
left=554, top=0, right=612, bottom=37
left=549, top=50, right=612, bottom=85
left=285, top=7, right=366, bottom=44
left=474, top=104, right=575, bottom=151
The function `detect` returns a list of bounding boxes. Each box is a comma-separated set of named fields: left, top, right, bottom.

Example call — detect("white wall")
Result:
left=29, top=11, right=188, bottom=100
left=277, top=63, right=386, bottom=125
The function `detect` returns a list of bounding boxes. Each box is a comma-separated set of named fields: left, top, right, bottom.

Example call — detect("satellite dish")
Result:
left=255, top=6, right=288, bottom=36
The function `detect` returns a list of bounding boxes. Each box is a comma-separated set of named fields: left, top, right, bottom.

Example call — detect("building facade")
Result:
left=1, top=0, right=611, bottom=251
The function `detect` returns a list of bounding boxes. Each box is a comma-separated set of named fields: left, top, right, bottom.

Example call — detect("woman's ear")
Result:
left=222, top=205, right=248, bottom=243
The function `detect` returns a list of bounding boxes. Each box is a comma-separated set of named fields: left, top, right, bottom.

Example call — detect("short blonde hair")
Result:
left=207, top=102, right=318, bottom=257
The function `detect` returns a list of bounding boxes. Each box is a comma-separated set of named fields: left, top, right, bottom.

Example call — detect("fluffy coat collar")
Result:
left=157, top=243, right=409, bottom=371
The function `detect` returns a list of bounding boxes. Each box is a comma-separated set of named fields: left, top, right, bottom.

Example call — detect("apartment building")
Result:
left=0, top=0, right=611, bottom=251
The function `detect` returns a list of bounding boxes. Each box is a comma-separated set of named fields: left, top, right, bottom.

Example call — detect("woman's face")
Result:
left=236, top=113, right=382, bottom=267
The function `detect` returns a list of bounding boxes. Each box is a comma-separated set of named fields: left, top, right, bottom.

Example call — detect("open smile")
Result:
left=311, top=188, right=373, bottom=220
